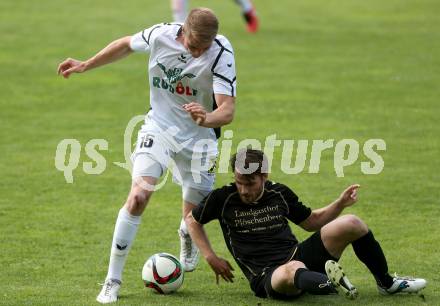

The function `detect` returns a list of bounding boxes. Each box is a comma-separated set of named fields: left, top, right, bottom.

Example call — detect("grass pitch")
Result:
left=1, top=0, right=439, bottom=305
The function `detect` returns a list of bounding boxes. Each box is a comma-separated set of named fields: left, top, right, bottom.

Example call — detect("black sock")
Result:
left=352, top=230, right=394, bottom=288
left=293, top=268, right=337, bottom=295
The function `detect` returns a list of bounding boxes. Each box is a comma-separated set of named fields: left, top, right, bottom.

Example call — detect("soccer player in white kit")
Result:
left=57, top=8, right=236, bottom=304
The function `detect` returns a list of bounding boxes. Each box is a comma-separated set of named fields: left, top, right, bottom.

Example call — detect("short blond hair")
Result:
left=183, top=8, right=218, bottom=46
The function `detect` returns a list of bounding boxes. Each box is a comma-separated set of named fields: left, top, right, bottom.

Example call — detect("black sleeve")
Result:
left=192, top=188, right=225, bottom=224
left=278, top=184, right=312, bottom=224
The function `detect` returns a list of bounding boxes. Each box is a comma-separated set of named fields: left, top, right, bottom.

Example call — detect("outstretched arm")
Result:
left=57, top=36, right=133, bottom=78
left=300, top=184, right=360, bottom=232
left=183, top=94, right=235, bottom=128
left=185, top=212, right=234, bottom=283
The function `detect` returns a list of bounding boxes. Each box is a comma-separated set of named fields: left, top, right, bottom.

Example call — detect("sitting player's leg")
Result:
left=320, top=214, right=369, bottom=259
left=320, top=214, right=392, bottom=288
left=351, top=228, right=426, bottom=294
left=294, top=231, right=357, bottom=299
left=325, top=260, right=358, bottom=299
left=321, top=214, right=426, bottom=294
left=270, top=260, right=336, bottom=298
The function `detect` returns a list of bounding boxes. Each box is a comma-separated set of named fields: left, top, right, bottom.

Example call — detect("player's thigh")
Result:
left=131, top=123, right=171, bottom=179
left=129, top=125, right=170, bottom=214
left=173, top=148, right=216, bottom=200
left=132, top=152, right=166, bottom=185
left=181, top=187, right=211, bottom=217
left=320, top=214, right=368, bottom=258
left=295, top=231, right=338, bottom=273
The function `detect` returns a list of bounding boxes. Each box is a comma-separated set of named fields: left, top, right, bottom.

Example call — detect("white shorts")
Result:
left=131, top=120, right=217, bottom=203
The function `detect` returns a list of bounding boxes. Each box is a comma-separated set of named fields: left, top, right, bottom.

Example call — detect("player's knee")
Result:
left=284, top=261, right=306, bottom=280
left=342, top=214, right=368, bottom=236
left=126, top=191, right=151, bottom=214
left=184, top=211, right=195, bottom=225
left=136, top=192, right=151, bottom=204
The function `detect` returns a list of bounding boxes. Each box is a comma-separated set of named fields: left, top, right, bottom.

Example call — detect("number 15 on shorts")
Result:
left=140, top=135, right=154, bottom=149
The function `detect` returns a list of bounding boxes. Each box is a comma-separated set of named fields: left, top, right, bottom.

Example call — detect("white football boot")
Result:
left=325, top=260, right=358, bottom=300
left=378, top=273, right=427, bottom=295
left=96, top=279, right=121, bottom=304
left=178, top=229, right=200, bottom=272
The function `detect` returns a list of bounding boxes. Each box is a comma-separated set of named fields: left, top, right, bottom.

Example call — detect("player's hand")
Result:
left=183, top=102, right=207, bottom=126
left=338, top=184, right=360, bottom=207
left=57, top=58, right=87, bottom=78
left=205, top=254, right=235, bottom=284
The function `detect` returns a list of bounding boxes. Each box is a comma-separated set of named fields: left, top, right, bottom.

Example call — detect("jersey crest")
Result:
left=157, top=61, right=195, bottom=84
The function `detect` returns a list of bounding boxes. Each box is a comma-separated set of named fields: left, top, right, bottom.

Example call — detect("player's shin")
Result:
left=293, top=268, right=337, bottom=295
left=352, top=230, right=394, bottom=288
left=106, top=207, right=141, bottom=282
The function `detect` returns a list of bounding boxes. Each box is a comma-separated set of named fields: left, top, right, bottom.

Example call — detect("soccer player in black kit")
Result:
left=186, top=149, right=426, bottom=300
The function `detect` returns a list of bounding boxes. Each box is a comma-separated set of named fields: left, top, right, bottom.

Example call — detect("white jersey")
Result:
left=130, top=23, right=236, bottom=144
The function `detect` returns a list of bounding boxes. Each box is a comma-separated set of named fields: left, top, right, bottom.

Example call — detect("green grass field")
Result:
left=1, top=0, right=439, bottom=305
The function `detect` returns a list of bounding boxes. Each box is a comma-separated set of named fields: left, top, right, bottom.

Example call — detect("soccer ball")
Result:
left=142, top=253, right=184, bottom=294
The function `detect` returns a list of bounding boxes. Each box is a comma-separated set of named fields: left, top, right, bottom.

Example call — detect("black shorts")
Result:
left=251, top=230, right=337, bottom=299
left=294, top=230, right=338, bottom=274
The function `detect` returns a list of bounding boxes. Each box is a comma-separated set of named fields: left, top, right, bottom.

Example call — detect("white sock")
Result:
left=171, top=0, right=188, bottom=23
left=234, top=0, right=253, bottom=13
left=106, top=207, right=141, bottom=282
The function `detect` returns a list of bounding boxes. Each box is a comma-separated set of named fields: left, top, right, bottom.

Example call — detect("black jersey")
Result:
left=192, top=181, right=312, bottom=283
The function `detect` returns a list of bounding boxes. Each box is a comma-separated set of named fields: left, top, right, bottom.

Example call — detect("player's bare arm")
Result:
left=299, top=184, right=360, bottom=232
left=57, top=36, right=133, bottom=79
left=185, top=212, right=234, bottom=283
left=183, top=94, right=235, bottom=128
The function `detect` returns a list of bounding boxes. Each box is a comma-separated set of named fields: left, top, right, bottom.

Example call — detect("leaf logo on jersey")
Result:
left=157, top=62, right=195, bottom=84
left=153, top=61, right=198, bottom=97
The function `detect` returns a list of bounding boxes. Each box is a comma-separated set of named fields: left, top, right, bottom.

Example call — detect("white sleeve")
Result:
left=212, top=40, right=237, bottom=97
left=130, top=24, right=164, bottom=53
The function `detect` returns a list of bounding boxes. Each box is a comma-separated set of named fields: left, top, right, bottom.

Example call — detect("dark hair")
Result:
left=230, top=148, right=269, bottom=176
